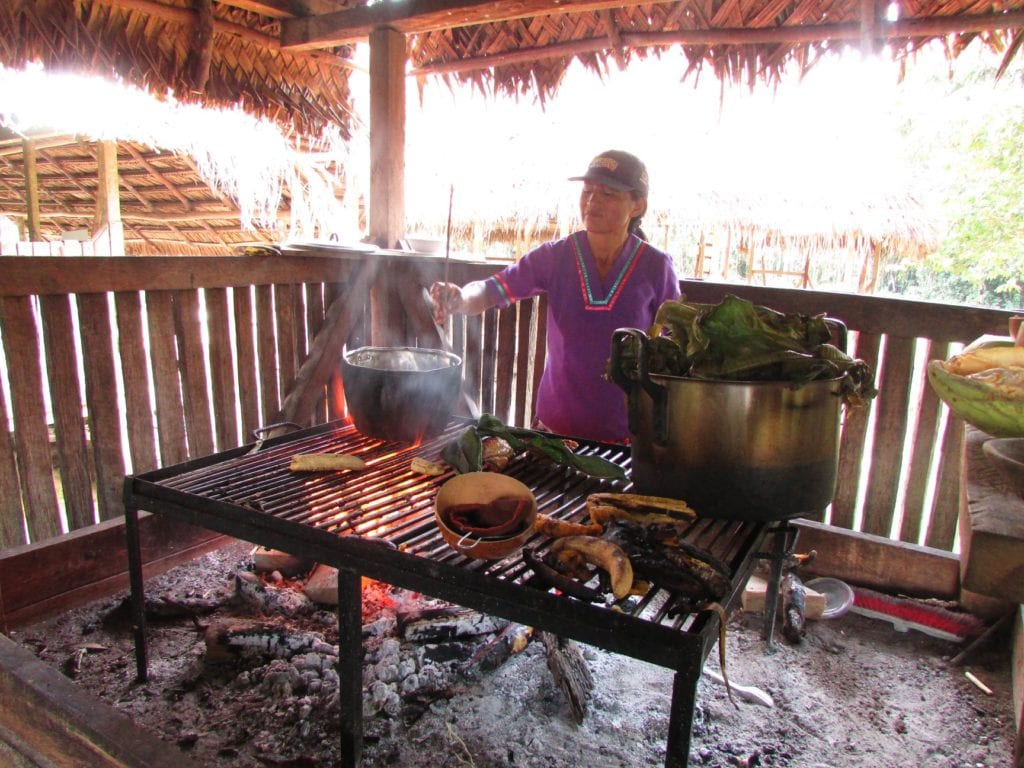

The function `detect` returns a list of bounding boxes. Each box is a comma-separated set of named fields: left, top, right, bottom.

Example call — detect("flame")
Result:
left=330, top=371, right=352, bottom=424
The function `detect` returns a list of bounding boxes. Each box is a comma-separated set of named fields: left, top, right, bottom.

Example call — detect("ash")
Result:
left=9, top=540, right=1018, bottom=768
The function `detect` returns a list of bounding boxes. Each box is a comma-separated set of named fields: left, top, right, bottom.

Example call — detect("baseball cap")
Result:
left=570, top=150, right=649, bottom=196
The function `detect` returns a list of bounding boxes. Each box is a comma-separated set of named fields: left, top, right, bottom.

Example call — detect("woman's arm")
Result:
left=429, top=279, right=497, bottom=324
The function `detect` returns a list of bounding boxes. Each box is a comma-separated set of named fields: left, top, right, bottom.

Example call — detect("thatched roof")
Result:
left=0, top=0, right=1012, bottom=262
left=1, top=0, right=358, bottom=142
left=3, top=0, right=1022, bottom=128
left=0, top=64, right=360, bottom=253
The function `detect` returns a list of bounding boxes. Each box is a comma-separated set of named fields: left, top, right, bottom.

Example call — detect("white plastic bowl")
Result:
left=805, top=577, right=854, bottom=619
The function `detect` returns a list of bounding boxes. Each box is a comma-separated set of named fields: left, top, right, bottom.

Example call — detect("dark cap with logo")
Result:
left=570, top=150, right=649, bottom=196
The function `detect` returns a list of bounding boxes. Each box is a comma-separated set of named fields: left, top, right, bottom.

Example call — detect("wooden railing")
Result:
left=0, top=254, right=1015, bottom=558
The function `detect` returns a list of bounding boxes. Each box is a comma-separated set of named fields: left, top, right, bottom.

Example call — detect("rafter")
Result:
left=280, top=0, right=677, bottom=49
left=409, top=10, right=1024, bottom=75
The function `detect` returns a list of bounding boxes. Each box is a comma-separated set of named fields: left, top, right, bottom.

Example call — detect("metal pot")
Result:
left=609, top=328, right=844, bottom=521
left=340, top=346, right=462, bottom=442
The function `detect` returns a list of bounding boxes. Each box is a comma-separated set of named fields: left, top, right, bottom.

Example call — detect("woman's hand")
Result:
left=429, top=282, right=464, bottom=325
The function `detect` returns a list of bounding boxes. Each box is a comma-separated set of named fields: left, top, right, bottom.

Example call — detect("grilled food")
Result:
left=603, top=520, right=731, bottom=610
left=535, top=513, right=603, bottom=539
left=549, top=535, right=634, bottom=599
left=586, top=492, right=696, bottom=527
left=289, top=453, right=367, bottom=472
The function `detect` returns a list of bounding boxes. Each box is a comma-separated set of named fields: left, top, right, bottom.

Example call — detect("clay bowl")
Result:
left=982, top=438, right=1024, bottom=498
left=434, top=472, right=537, bottom=560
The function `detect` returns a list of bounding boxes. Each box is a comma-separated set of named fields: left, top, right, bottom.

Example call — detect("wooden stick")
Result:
left=964, top=670, right=993, bottom=695
left=443, top=184, right=453, bottom=288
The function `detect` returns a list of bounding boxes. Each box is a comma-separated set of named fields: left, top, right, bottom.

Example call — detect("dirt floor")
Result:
left=7, top=539, right=1019, bottom=768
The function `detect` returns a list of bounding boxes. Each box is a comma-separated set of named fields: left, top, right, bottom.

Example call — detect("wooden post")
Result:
left=21, top=139, right=41, bottom=242
left=94, top=141, right=125, bottom=255
left=721, top=228, right=732, bottom=280
left=368, top=27, right=405, bottom=250
left=368, top=26, right=406, bottom=346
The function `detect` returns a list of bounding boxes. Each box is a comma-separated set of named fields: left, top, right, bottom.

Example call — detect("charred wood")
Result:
left=397, top=605, right=508, bottom=643
left=782, top=573, right=807, bottom=643
left=204, top=618, right=336, bottom=663
left=540, top=630, right=593, bottom=724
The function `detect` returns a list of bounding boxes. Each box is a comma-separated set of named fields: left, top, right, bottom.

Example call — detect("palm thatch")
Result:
left=3, top=0, right=1022, bottom=126
left=0, top=0, right=358, bottom=141
left=0, top=65, right=359, bottom=253
left=0, top=0, right=1010, bottom=271
left=408, top=0, right=1024, bottom=101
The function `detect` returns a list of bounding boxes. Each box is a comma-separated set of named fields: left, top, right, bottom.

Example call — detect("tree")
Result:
left=888, top=51, right=1024, bottom=309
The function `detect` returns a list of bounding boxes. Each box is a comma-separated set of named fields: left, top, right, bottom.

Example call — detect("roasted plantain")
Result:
left=549, top=535, right=634, bottom=600
left=586, top=492, right=697, bottom=527
left=603, top=520, right=731, bottom=608
left=535, top=513, right=604, bottom=539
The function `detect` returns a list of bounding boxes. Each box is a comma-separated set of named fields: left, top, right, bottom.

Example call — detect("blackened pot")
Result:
left=340, top=346, right=462, bottom=442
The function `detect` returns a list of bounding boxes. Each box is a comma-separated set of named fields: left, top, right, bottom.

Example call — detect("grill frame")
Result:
left=124, top=418, right=769, bottom=768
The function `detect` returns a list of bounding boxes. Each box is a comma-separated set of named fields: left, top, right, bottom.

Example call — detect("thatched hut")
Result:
left=0, top=0, right=1017, bottom=277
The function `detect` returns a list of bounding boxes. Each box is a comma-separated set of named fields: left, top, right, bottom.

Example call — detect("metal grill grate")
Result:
left=135, top=419, right=763, bottom=634
left=127, top=418, right=771, bottom=768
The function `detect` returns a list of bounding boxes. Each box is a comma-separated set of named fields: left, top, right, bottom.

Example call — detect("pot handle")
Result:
left=825, top=318, right=848, bottom=355
left=610, top=328, right=670, bottom=442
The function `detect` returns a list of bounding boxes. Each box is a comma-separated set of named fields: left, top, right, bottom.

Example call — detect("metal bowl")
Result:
left=340, top=346, right=462, bottom=442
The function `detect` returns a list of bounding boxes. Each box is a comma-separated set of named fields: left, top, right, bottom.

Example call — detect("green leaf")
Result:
left=474, top=414, right=626, bottom=481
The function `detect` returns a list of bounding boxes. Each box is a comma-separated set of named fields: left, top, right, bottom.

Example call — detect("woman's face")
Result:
left=579, top=182, right=647, bottom=236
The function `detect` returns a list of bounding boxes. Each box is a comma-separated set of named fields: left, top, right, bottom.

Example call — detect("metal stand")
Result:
left=756, top=522, right=800, bottom=648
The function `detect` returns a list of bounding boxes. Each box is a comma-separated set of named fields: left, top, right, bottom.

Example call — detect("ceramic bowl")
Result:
left=981, top=438, right=1024, bottom=497
left=434, top=472, right=537, bottom=560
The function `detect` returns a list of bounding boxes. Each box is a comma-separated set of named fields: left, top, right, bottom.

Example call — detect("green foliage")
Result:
left=893, top=54, right=1024, bottom=309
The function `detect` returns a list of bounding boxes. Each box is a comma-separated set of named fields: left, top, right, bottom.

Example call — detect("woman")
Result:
left=430, top=150, right=680, bottom=443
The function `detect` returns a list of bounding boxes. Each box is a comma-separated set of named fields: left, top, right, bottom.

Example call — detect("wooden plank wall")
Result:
left=0, top=255, right=361, bottom=549
left=680, top=279, right=1015, bottom=549
left=1, top=255, right=1016, bottom=562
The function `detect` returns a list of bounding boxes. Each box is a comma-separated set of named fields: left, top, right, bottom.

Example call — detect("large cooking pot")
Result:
left=609, top=328, right=844, bottom=521
left=340, top=346, right=462, bottom=442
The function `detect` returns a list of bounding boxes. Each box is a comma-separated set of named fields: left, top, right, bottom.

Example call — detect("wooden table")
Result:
left=958, top=426, right=1024, bottom=766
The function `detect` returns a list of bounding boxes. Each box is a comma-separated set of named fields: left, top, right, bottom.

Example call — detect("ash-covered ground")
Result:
left=9, top=540, right=1018, bottom=768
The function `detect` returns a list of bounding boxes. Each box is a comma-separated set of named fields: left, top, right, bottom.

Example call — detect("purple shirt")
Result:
left=485, top=231, right=680, bottom=442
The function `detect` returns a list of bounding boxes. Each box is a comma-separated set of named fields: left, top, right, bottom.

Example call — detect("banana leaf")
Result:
left=610, top=294, right=877, bottom=407
left=442, top=415, right=627, bottom=481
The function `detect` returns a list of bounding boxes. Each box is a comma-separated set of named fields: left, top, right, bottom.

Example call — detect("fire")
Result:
left=330, top=371, right=352, bottom=424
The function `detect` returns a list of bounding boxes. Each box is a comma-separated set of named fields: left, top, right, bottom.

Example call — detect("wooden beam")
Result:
left=281, top=0, right=674, bottom=49
left=0, top=207, right=247, bottom=223
left=189, top=0, right=216, bottom=92
left=216, top=0, right=342, bottom=17
left=0, top=633, right=204, bottom=767
left=21, top=140, right=41, bottom=241
left=0, top=513, right=226, bottom=630
left=793, top=518, right=961, bottom=600
left=410, top=11, right=1024, bottom=75
left=0, top=255, right=362, bottom=296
